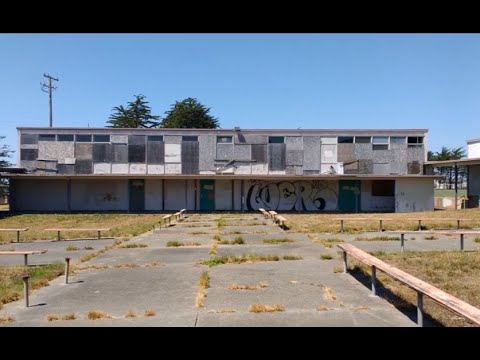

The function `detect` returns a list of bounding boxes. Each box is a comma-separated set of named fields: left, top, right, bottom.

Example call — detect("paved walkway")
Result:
left=0, top=214, right=426, bottom=327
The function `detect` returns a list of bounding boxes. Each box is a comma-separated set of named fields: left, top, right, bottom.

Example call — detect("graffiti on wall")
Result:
left=246, top=180, right=338, bottom=211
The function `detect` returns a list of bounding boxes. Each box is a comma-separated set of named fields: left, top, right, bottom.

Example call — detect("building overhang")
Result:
left=425, top=157, right=480, bottom=167
left=3, top=174, right=442, bottom=180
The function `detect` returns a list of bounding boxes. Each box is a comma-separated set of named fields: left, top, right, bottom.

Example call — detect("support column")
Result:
left=66, top=178, right=71, bottom=213
left=454, top=164, right=458, bottom=210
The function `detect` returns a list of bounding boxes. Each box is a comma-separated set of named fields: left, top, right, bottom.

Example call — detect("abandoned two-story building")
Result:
left=6, top=127, right=436, bottom=213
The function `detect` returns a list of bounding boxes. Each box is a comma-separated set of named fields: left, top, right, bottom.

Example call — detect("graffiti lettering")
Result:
left=246, top=181, right=338, bottom=211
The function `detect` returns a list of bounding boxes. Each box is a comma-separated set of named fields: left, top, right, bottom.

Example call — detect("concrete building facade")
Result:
left=7, top=127, right=436, bottom=213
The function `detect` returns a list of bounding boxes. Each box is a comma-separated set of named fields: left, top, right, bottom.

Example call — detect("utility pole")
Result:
left=41, top=73, right=59, bottom=127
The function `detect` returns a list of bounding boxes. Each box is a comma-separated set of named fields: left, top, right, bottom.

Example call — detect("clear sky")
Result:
left=1, top=33, right=480, bottom=164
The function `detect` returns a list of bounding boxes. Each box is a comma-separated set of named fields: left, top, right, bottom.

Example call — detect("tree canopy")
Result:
left=0, top=136, right=13, bottom=197
left=160, top=98, right=219, bottom=129
left=428, top=146, right=467, bottom=190
left=107, top=95, right=160, bottom=128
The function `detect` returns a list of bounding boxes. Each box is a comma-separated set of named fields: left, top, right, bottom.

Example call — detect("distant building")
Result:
left=467, top=138, right=480, bottom=159
left=4, top=127, right=437, bottom=213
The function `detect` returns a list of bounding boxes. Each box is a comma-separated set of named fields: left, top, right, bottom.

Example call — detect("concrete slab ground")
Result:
left=0, top=214, right=430, bottom=327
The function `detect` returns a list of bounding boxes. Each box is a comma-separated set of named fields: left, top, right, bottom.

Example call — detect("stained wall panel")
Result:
left=57, top=164, right=75, bottom=174
left=75, top=143, right=93, bottom=160
left=147, top=165, right=165, bottom=174
left=128, top=144, right=146, bottom=163
left=234, top=144, right=251, bottom=161
left=20, top=149, right=38, bottom=161
left=321, top=144, right=337, bottom=163
left=285, top=136, right=303, bottom=150
left=354, top=143, right=373, bottom=160
left=182, top=141, right=199, bottom=175
left=303, top=170, right=320, bottom=175
left=286, top=150, right=303, bottom=166
left=93, top=144, right=111, bottom=162
left=20, top=133, right=38, bottom=145
left=112, top=163, right=129, bottom=174
left=199, top=135, right=216, bottom=171
left=269, top=143, right=286, bottom=171
left=39, top=141, right=75, bottom=161
left=145, top=179, right=163, bottom=210
left=165, top=144, right=181, bottom=163
left=93, top=163, right=111, bottom=174
left=130, top=164, right=147, bottom=174
left=407, top=146, right=425, bottom=164
left=252, top=163, right=268, bottom=174
left=303, top=137, right=321, bottom=171
left=75, top=160, right=93, bottom=174
left=251, top=144, right=267, bottom=164
left=216, top=143, right=234, bottom=160
left=147, top=141, right=165, bottom=164
left=111, top=135, right=128, bottom=144
left=235, top=134, right=268, bottom=144
left=128, top=135, right=146, bottom=145
left=165, top=163, right=181, bottom=174
left=358, top=159, right=373, bottom=174
left=373, top=163, right=389, bottom=175
left=337, top=143, right=356, bottom=163
left=164, top=135, right=182, bottom=144
left=321, top=137, right=337, bottom=145
left=111, top=144, right=128, bottom=163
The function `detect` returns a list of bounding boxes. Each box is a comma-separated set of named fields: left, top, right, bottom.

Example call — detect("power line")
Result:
left=41, top=73, right=59, bottom=127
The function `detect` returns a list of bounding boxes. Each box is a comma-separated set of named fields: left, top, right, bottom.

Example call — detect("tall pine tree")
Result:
left=160, top=98, right=219, bottom=128
left=107, top=95, right=160, bottom=128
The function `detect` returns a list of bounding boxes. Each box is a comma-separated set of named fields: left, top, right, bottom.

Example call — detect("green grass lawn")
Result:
left=434, top=189, right=467, bottom=197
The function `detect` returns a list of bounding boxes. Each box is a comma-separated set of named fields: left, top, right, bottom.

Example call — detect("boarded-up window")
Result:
left=20, top=134, right=38, bottom=144
left=182, top=136, right=198, bottom=142
left=355, top=136, right=371, bottom=143
left=217, top=136, right=232, bottom=143
left=93, top=135, right=110, bottom=143
left=20, top=149, right=38, bottom=161
left=147, top=136, right=163, bottom=142
left=372, top=180, right=395, bottom=196
left=269, top=136, right=284, bottom=144
left=76, top=135, right=92, bottom=142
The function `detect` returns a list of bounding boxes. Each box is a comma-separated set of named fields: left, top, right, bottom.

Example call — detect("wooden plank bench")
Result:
left=258, top=208, right=269, bottom=219
left=174, top=211, right=182, bottom=222
left=268, top=211, right=278, bottom=222
left=337, top=243, right=480, bottom=326
left=43, top=228, right=111, bottom=241
left=160, top=214, right=175, bottom=229
left=275, top=215, right=288, bottom=230
left=408, top=218, right=473, bottom=231
left=331, top=218, right=395, bottom=232
left=387, top=230, right=480, bottom=252
left=0, top=250, right=47, bottom=266
left=0, top=228, right=28, bottom=242
left=179, top=209, right=187, bottom=217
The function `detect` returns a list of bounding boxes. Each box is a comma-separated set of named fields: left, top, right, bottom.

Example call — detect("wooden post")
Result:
left=23, top=275, right=30, bottom=308
left=16, top=230, right=20, bottom=242
left=64, top=257, right=71, bottom=284
left=417, top=291, right=424, bottom=327
left=371, top=266, right=377, bottom=296
left=340, top=220, right=344, bottom=233
left=460, top=233, right=464, bottom=251
left=57, top=231, right=61, bottom=241
left=342, top=251, right=348, bottom=274
left=401, top=233, right=405, bottom=252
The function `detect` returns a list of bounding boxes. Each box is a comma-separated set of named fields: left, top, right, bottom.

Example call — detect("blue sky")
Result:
left=1, top=33, right=480, bottom=163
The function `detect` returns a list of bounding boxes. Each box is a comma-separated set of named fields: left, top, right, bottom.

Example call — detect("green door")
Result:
left=338, top=180, right=361, bottom=212
left=200, top=179, right=215, bottom=211
left=129, top=179, right=145, bottom=212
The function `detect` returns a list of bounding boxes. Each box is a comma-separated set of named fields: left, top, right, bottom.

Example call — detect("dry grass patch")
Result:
left=47, top=313, right=76, bottom=321
left=0, top=263, right=64, bottom=309
left=284, top=210, right=480, bottom=234
left=323, top=287, right=337, bottom=301
left=119, top=243, right=148, bottom=249
left=208, top=308, right=236, bottom=313
left=86, top=310, right=112, bottom=320
left=195, top=271, right=210, bottom=308
left=316, top=304, right=329, bottom=311
left=125, top=310, right=138, bottom=318
left=113, top=263, right=139, bottom=269
left=313, top=238, right=344, bottom=248
left=249, top=304, right=285, bottom=313
left=0, top=314, right=15, bottom=324
left=191, top=231, right=208, bottom=235
left=200, top=254, right=280, bottom=267
left=73, top=264, right=109, bottom=271
left=84, top=246, right=94, bottom=250
left=227, top=281, right=268, bottom=290
left=283, top=255, right=303, bottom=260
left=0, top=214, right=162, bottom=243
left=349, top=250, right=480, bottom=327
left=66, top=245, right=80, bottom=251
left=355, top=236, right=400, bottom=241
left=263, top=238, right=294, bottom=244
left=474, top=237, right=480, bottom=243
left=219, top=237, right=245, bottom=245
left=144, top=261, right=162, bottom=267
left=144, top=309, right=156, bottom=317
left=320, top=254, right=333, bottom=260
left=79, top=238, right=130, bottom=263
